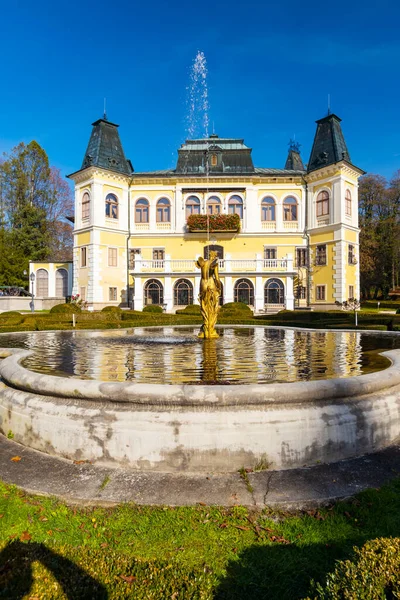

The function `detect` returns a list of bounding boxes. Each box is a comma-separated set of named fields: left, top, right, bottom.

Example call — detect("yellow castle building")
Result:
left=31, top=112, right=363, bottom=312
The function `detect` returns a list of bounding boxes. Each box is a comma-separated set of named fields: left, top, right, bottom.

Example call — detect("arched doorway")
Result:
left=174, top=279, right=193, bottom=306
left=144, top=279, right=163, bottom=305
left=234, top=278, right=254, bottom=306
left=55, top=269, right=68, bottom=297
left=264, top=278, right=284, bottom=305
left=36, top=269, right=48, bottom=297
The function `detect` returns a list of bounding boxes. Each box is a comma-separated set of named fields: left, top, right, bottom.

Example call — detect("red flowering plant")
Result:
left=70, top=293, right=88, bottom=310
left=187, top=213, right=241, bottom=232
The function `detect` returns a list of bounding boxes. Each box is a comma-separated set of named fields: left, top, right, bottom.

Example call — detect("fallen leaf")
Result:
left=100, top=542, right=108, bottom=548
left=233, top=525, right=250, bottom=531
left=0, top=514, right=3, bottom=519
left=39, top=517, right=48, bottom=522
left=197, top=502, right=206, bottom=506
left=11, top=456, right=21, bottom=462
left=20, top=531, right=32, bottom=542
left=219, top=522, right=228, bottom=529
left=73, top=460, right=90, bottom=465
left=120, top=575, right=136, bottom=584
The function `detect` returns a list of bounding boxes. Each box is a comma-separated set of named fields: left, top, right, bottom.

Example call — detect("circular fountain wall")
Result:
left=1, top=326, right=400, bottom=472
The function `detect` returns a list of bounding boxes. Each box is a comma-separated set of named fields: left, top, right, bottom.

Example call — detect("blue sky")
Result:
left=1, top=0, right=399, bottom=180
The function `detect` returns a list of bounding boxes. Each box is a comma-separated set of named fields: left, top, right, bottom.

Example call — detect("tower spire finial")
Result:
left=103, top=97, right=107, bottom=121
left=327, top=93, right=331, bottom=116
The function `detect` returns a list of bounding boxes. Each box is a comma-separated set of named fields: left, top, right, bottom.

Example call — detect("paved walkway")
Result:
left=1, top=436, right=400, bottom=509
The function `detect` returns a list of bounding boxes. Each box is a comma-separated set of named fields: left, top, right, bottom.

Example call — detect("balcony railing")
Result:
left=131, top=258, right=293, bottom=274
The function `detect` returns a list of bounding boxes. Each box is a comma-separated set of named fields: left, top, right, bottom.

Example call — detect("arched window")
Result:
left=345, top=189, right=352, bottom=216
left=82, top=192, right=90, bottom=220
left=264, top=278, right=284, bottom=305
left=234, top=278, right=254, bottom=306
left=185, top=195, right=201, bottom=218
left=156, top=198, right=171, bottom=223
left=204, top=244, right=224, bottom=260
left=261, top=197, right=275, bottom=221
left=144, top=279, right=163, bottom=306
left=36, top=269, right=48, bottom=297
left=228, top=195, right=243, bottom=219
left=207, top=196, right=221, bottom=215
left=135, top=198, right=149, bottom=223
left=55, top=268, right=68, bottom=297
left=283, top=196, right=297, bottom=221
left=316, top=191, right=329, bottom=217
left=174, top=279, right=193, bottom=306
left=105, top=193, right=118, bottom=219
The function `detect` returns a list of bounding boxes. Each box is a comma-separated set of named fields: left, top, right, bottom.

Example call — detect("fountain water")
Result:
left=186, top=50, right=210, bottom=139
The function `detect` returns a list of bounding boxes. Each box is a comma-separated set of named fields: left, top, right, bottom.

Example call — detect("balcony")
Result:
left=131, top=257, right=294, bottom=275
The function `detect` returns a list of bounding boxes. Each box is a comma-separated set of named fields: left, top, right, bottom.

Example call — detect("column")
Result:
left=134, top=277, right=143, bottom=311
left=286, top=275, right=294, bottom=310
left=255, top=275, right=264, bottom=312
left=225, top=276, right=233, bottom=303
left=164, top=276, right=173, bottom=312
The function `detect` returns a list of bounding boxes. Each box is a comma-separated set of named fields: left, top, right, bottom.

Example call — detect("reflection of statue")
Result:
left=196, top=250, right=221, bottom=339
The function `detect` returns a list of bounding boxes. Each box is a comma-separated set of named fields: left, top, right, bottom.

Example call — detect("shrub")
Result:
left=175, top=304, right=201, bottom=315
left=309, top=537, right=400, bottom=599
left=0, top=311, right=21, bottom=317
left=50, top=303, right=81, bottom=314
left=101, top=306, right=122, bottom=314
left=187, top=213, right=240, bottom=232
left=143, top=305, right=163, bottom=313
left=220, top=302, right=252, bottom=313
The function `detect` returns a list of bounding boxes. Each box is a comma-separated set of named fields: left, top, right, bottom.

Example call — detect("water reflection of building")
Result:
left=21, top=328, right=365, bottom=384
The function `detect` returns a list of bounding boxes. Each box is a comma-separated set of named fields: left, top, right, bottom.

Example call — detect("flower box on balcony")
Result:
left=187, top=213, right=241, bottom=233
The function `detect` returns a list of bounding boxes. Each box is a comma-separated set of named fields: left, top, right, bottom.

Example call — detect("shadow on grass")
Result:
left=214, top=490, right=400, bottom=600
left=0, top=541, right=107, bottom=599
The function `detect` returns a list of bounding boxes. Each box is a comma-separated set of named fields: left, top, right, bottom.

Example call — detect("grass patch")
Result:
left=1, top=479, right=400, bottom=598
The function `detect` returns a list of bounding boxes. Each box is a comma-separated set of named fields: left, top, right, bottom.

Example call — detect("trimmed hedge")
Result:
left=101, top=306, right=122, bottom=314
left=143, top=305, right=163, bottom=313
left=310, top=537, right=400, bottom=599
left=0, top=311, right=21, bottom=317
left=50, top=303, right=81, bottom=314
left=175, top=304, right=201, bottom=315
left=362, top=300, right=400, bottom=309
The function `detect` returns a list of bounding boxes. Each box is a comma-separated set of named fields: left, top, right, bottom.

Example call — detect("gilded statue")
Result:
left=196, top=250, right=221, bottom=339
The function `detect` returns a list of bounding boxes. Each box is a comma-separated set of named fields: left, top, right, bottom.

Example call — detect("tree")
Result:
left=359, top=172, right=400, bottom=298
left=0, top=141, right=73, bottom=286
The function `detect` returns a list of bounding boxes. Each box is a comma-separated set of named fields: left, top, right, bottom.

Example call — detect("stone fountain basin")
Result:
left=1, top=338, right=400, bottom=473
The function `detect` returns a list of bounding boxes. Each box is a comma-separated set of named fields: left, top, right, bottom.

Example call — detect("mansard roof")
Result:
left=80, top=118, right=133, bottom=176
left=307, top=113, right=351, bottom=173
left=176, top=134, right=255, bottom=174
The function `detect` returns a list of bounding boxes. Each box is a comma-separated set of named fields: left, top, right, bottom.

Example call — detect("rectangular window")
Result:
left=349, top=285, right=354, bottom=299
left=264, top=247, right=277, bottom=260
left=80, top=286, right=86, bottom=301
left=316, top=285, right=326, bottom=301
left=129, top=248, right=140, bottom=269
left=297, top=286, right=306, bottom=300
left=296, top=248, right=309, bottom=267
left=80, top=247, right=87, bottom=268
left=108, top=247, right=118, bottom=267
left=315, top=245, right=327, bottom=266
left=109, top=287, right=118, bottom=302
left=153, top=249, right=165, bottom=261
left=348, top=244, right=356, bottom=264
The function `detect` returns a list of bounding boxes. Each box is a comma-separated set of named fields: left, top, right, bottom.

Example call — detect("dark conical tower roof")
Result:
left=308, top=113, right=351, bottom=173
left=81, top=118, right=133, bottom=176
left=285, top=141, right=304, bottom=171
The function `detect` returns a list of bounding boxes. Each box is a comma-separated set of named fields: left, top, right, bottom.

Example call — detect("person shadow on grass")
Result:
left=0, top=541, right=108, bottom=599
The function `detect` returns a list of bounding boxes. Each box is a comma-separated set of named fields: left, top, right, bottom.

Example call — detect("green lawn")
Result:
left=1, top=479, right=400, bottom=599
